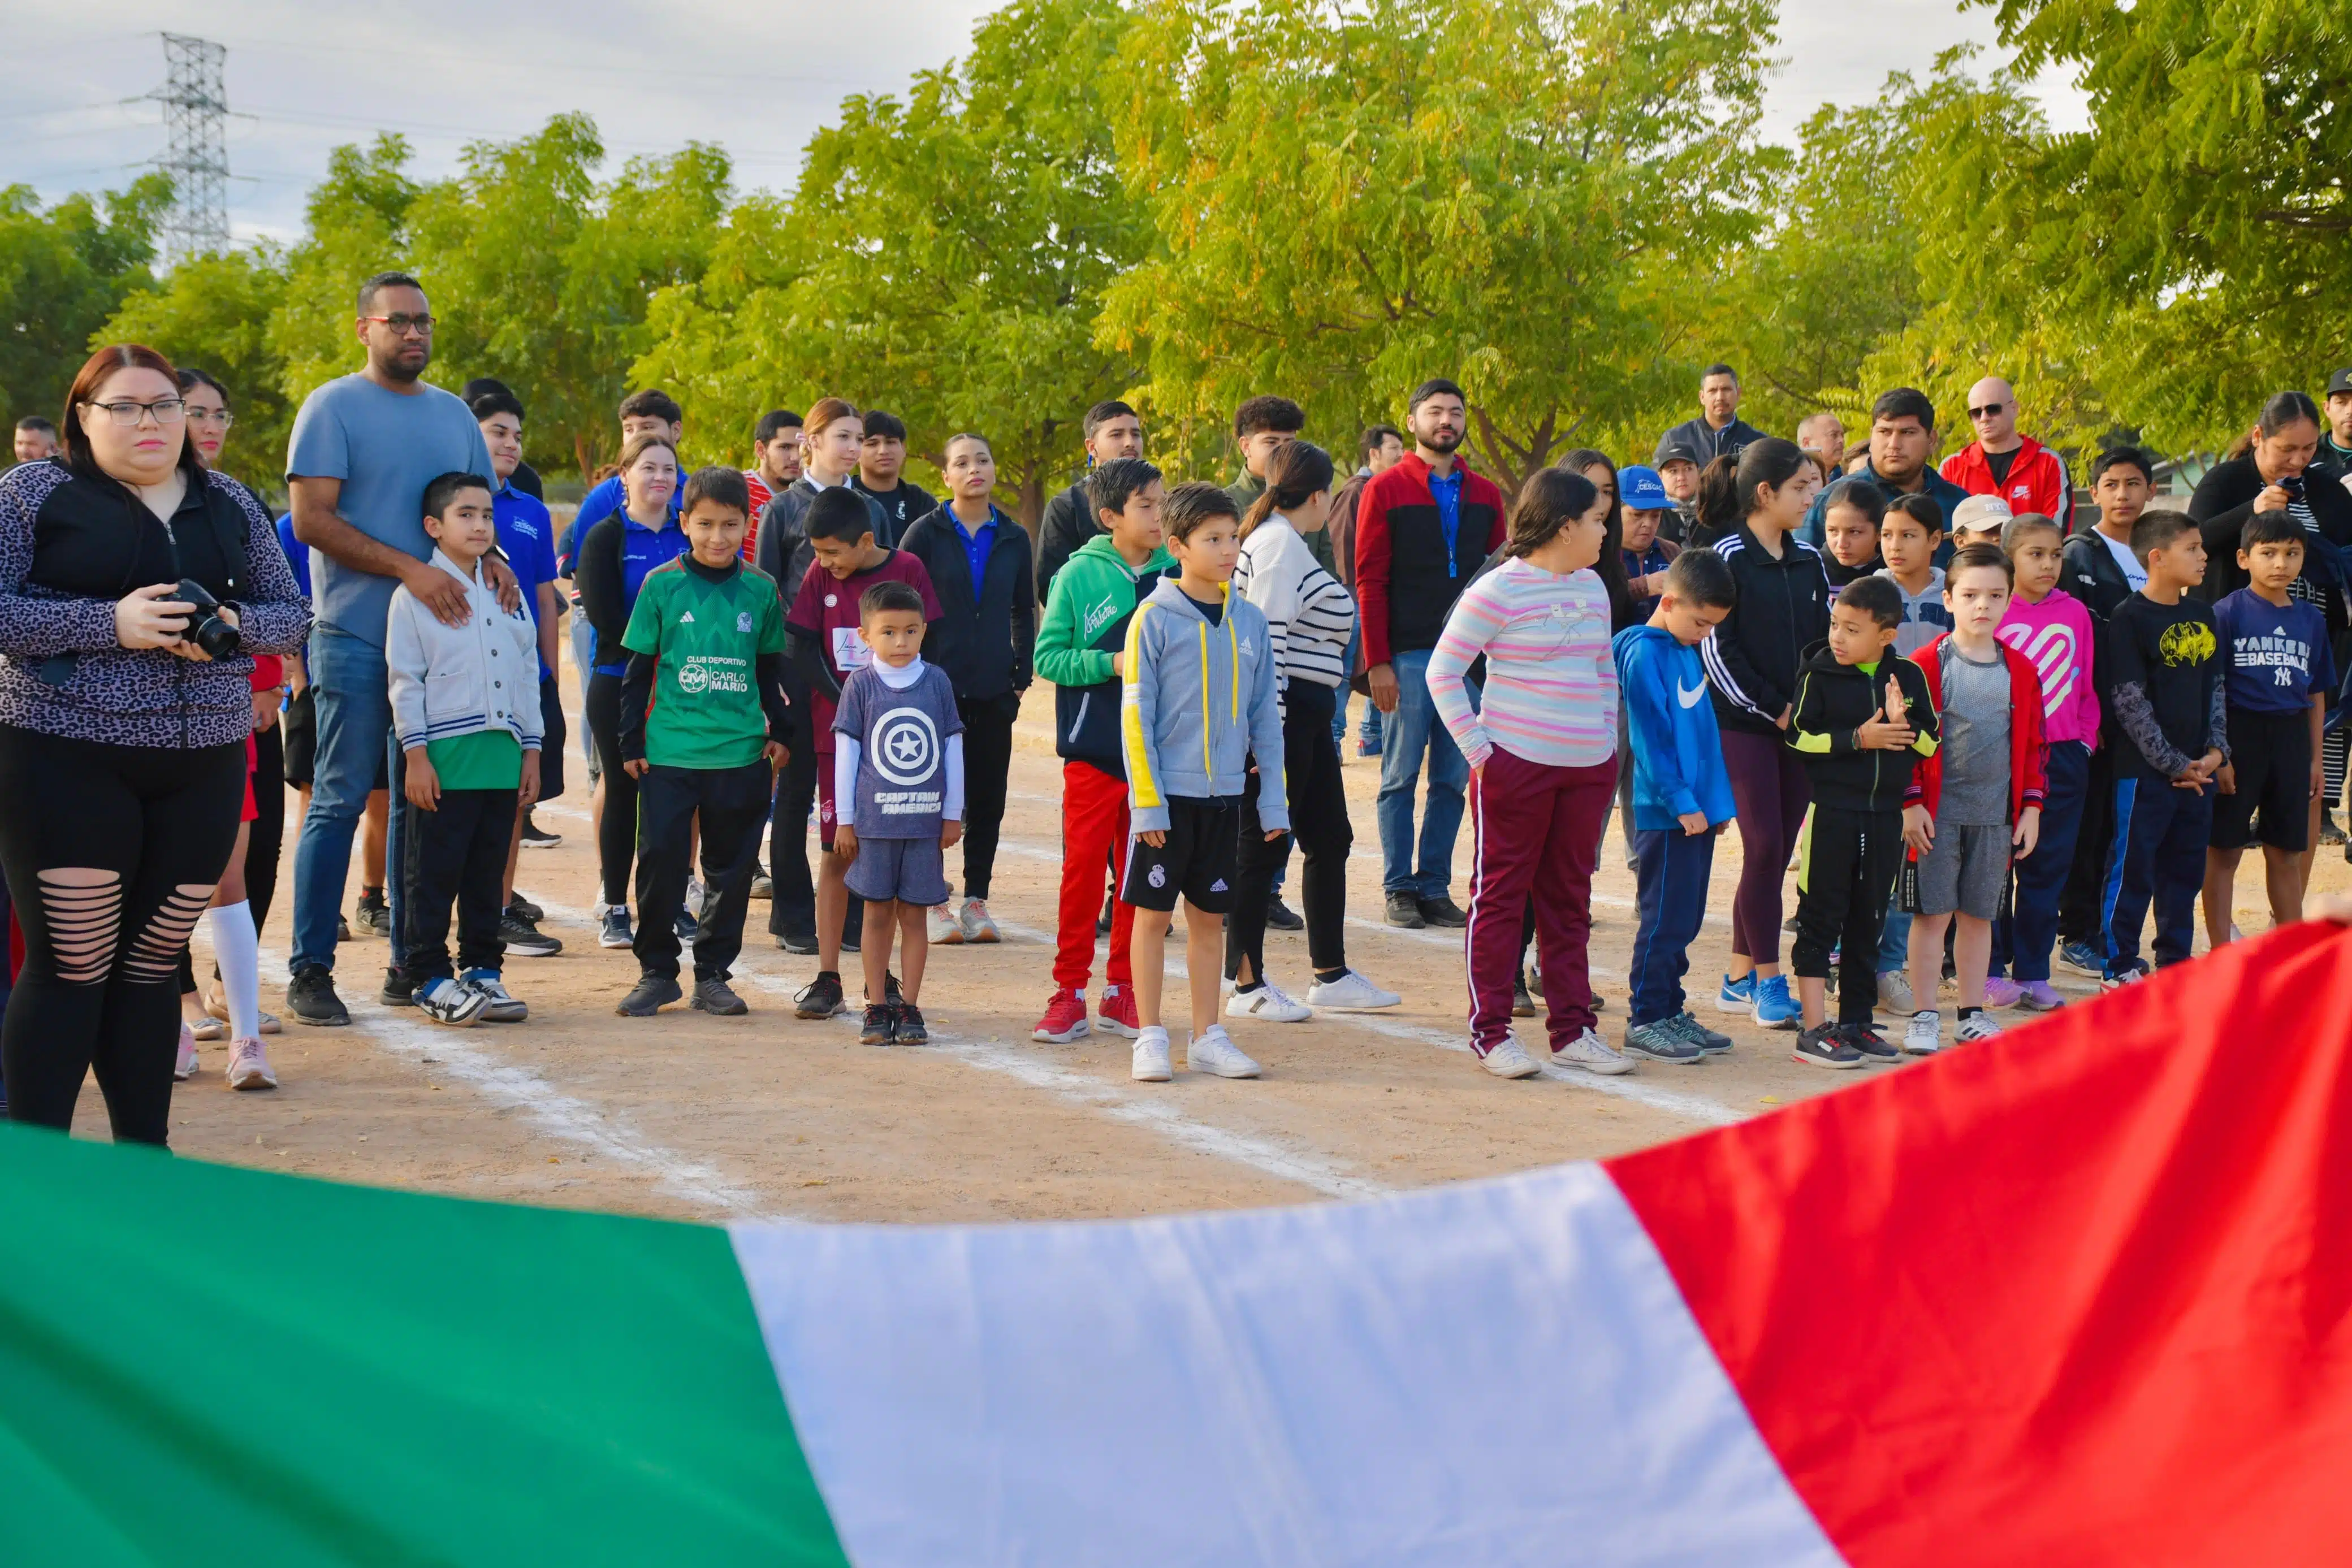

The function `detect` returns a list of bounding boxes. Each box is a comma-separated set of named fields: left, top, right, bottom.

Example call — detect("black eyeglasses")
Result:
left=362, top=313, right=435, bottom=336
left=1968, top=402, right=2008, bottom=419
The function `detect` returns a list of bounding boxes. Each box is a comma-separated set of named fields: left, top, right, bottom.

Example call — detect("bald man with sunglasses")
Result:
left=1941, top=376, right=2074, bottom=528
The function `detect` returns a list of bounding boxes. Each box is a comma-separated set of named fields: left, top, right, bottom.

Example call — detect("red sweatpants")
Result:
left=1465, top=747, right=1616, bottom=1054
left=1055, top=760, right=1135, bottom=993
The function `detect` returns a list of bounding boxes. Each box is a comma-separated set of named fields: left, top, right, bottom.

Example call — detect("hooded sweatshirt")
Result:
left=1611, top=625, right=1737, bottom=830
left=1996, top=587, right=2102, bottom=747
left=1036, top=533, right=1171, bottom=777
left=1787, top=640, right=1940, bottom=815
left=1880, top=565, right=1953, bottom=657
left=1119, top=577, right=1287, bottom=833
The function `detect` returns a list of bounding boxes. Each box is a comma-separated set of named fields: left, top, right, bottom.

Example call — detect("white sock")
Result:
left=208, top=900, right=261, bottom=1040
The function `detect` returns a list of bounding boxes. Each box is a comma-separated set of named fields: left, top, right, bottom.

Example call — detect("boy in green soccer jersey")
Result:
left=615, top=468, right=792, bottom=1017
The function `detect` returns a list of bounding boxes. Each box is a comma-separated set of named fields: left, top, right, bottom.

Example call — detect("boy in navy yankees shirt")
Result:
left=2203, top=510, right=2333, bottom=945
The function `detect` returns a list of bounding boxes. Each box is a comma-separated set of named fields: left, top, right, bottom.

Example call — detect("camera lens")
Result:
left=193, top=614, right=241, bottom=660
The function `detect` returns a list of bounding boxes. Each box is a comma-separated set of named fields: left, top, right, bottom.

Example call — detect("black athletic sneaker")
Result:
left=795, top=971, right=847, bottom=1019
left=1840, top=1020, right=1901, bottom=1064
left=1793, top=1023, right=1864, bottom=1069
left=617, top=972, right=683, bottom=1017
left=507, top=891, right=546, bottom=923
left=893, top=1003, right=928, bottom=1045
left=1417, top=895, right=1468, bottom=929
left=1511, top=972, right=1537, bottom=1018
left=499, top=909, right=563, bottom=958
left=879, top=971, right=905, bottom=1008
left=379, top=966, right=416, bottom=1007
left=353, top=890, right=392, bottom=938
left=518, top=815, right=561, bottom=850
left=692, top=977, right=748, bottom=1016
left=859, top=1002, right=896, bottom=1045
left=336, top=915, right=352, bottom=943
left=1096, top=894, right=1114, bottom=937
left=775, top=927, right=819, bottom=955
left=286, top=963, right=348, bottom=1026
left=1385, top=890, right=1426, bottom=929
left=1265, top=896, right=1304, bottom=933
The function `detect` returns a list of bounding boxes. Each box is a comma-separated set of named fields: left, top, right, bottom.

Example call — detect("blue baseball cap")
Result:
left=1619, top=464, right=1670, bottom=510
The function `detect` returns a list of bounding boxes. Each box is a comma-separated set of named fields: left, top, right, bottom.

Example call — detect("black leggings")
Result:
left=1227, top=684, right=1352, bottom=982
left=956, top=693, right=1017, bottom=901
left=586, top=672, right=640, bottom=908
left=0, top=725, right=245, bottom=1145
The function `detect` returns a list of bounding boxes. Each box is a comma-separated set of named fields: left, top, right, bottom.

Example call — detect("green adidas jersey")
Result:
left=621, top=561, right=789, bottom=770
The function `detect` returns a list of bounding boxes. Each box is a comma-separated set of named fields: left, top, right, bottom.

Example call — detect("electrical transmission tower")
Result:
left=153, top=33, right=231, bottom=259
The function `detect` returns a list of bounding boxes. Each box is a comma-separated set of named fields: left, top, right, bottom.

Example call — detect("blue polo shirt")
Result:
left=494, top=480, right=560, bottom=679
left=950, top=504, right=1002, bottom=597
left=592, top=512, right=692, bottom=676
left=561, top=472, right=679, bottom=573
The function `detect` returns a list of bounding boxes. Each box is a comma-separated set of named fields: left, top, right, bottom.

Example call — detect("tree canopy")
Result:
left=0, top=177, right=171, bottom=428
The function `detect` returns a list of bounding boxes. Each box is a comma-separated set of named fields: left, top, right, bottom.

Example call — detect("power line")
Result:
left=150, top=33, right=230, bottom=258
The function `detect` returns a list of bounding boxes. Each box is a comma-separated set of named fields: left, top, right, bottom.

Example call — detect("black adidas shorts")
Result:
left=2212, top=706, right=2313, bottom=853
left=1122, top=795, right=1242, bottom=913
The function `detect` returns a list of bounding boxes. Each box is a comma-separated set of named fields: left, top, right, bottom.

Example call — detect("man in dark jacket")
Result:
left=1658, top=363, right=1766, bottom=467
left=1802, top=387, right=1970, bottom=553
left=1355, top=377, right=1507, bottom=929
left=1035, top=400, right=1144, bottom=605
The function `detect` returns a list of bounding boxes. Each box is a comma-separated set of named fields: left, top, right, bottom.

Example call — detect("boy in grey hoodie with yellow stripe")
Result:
left=1117, top=483, right=1287, bottom=1084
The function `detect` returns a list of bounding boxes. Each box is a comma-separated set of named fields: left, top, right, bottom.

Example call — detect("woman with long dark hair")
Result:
left=173, top=367, right=289, bottom=1088
left=2189, top=391, right=2352, bottom=843
left=1224, top=441, right=1399, bottom=1020
left=1698, top=438, right=1828, bottom=1031
left=1428, top=467, right=1625, bottom=1078
left=0, top=345, right=308, bottom=1142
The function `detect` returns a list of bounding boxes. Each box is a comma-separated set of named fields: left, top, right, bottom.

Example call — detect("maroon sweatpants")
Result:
left=1465, top=747, right=1617, bottom=1054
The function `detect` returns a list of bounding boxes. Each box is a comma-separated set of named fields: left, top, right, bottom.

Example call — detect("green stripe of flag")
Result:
left=0, top=1127, right=846, bottom=1566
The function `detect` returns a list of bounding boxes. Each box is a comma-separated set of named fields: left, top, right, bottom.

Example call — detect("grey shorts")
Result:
left=1913, top=821, right=2011, bottom=920
left=843, top=833, right=950, bottom=907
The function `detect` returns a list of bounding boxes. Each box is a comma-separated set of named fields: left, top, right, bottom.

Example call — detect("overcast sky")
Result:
left=6, top=1, right=2089, bottom=245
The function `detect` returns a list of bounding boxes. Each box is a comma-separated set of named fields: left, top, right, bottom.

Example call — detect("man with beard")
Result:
left=283, top=271, right=509, bottom=1026
left=1801, top=386, right=1969, bottom=556
left=1354, top=378, right=1508, bottom=929
left=742, top=408, right=803, bottom=562
left=1658, top=363, right=1765, bottom=465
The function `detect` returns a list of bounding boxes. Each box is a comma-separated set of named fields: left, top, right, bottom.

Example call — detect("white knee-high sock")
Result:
left=208, top=900, right=261, bottom=1040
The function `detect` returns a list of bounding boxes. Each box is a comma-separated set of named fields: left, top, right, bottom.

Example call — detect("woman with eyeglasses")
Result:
left=169, top=367, right=292, bottom=1089
left=0, top=345, right=309, bottom=1143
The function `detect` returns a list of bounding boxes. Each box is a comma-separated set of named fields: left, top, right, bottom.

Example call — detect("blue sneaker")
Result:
left=2058, top=940, right=2103, bottom=978
left=1751, top=974, right=1801, bottom=1030
left=1716, top=972, right=1756, bottom=1014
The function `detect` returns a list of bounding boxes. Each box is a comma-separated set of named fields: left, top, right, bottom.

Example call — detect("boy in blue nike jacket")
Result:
left=1611, top=551, right=1740, bottom=1063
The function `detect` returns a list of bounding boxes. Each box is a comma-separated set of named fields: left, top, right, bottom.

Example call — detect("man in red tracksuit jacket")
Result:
left=1942, top=375, right=2073, bottom=526
left=1354, top=376, right=1508, bottom=930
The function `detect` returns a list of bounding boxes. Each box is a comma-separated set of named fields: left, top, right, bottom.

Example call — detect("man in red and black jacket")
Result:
left=1354, top=377, right=1508, bottom=930
left=1941, top=375, right=2073, bottom=526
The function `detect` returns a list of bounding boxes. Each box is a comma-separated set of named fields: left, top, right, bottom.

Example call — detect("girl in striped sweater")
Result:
left=1429, top=468, right=1629, bottom=1078
left=1225, top=443, right=1400, bottom=1019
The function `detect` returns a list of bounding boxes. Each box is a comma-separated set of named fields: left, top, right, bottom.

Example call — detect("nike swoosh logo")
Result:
left=1677, top=682, right=1707, bottom=708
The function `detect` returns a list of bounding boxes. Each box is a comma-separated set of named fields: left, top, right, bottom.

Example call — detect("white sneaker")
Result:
left=416, top=976, right=488, bottom=1028
left=958, top=898, right=1001, bottom=943
left=1225, top=981, right=1312, bottom=1022
left=927, top=904, right=964, bottom=946
left=1131, top=1026, right=1173, bottom=1082
left=1187, top=1025, right=1262, bottom=1078
left=1480, top=1037, right=1543, bottom=1078
left=462, top=972, right=529, bottom=1023
left=225, top=1038, right=278, bottom=1090
left=1552, top=1026, right=1636, bottom=1076
left=1904, top=1008, right=1942, bottom=1055
left=1305, top=969, right=1401, bottom=1011
left=1877, top=969, right=1916, bottom=1016
left=1955, top=1010, right=2004, bottom=1044
left=174, top=1023, right=198, bottom=1081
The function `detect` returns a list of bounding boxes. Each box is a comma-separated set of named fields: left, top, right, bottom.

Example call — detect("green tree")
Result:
left=266, top=135, right=423, bottom=404
left=0, top=176, right=171, bottom=425
left=637, top=0, right=1149, bottom=522
left=1099, top=0, right=1775, bottom=491
left=102, top=248, right=297, bottom=486
left=1938, top=0, right=2352, bottom=452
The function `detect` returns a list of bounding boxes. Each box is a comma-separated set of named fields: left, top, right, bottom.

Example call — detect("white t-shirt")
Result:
left=2099, top=530, right=2148, bottom=593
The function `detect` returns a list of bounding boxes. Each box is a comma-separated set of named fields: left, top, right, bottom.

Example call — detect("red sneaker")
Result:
left=1032, top=987, right=1091, bottom=1043
left=1095, top=984, right=1140, bottom=1038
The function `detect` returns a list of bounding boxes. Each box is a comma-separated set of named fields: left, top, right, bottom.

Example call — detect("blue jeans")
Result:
left=568, top=609, right=600, bottom=782
left=1877, top=909, right=1910, bottom=975
left=1376, top=648, right=1469, bottom=899
left=1331, top=626, right=1359, bottom=748
left=289, top=627, right=405, bottom=975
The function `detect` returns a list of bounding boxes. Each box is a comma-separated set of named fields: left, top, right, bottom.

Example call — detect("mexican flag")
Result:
left=5, top=921, right=2350, bottom=1565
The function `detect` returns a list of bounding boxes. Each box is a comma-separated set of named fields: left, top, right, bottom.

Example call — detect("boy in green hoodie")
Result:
left=1031, top=459, right=1171, bottom=1045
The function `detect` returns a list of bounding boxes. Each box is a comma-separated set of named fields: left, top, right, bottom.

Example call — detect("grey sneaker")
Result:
left=617, top=973, right=684, bottom=1017
left=1668, top=1011, right=1734, bottom=1054
left=692, top=977, right=749, bottom=1016
left=1624, top=1019, right=1704, bottom=1064
left=1877, top=969, right=1916, bottom=1016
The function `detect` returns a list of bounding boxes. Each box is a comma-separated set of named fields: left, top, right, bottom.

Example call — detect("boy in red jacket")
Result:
left=1900, top=544, right=2047, bottom=1054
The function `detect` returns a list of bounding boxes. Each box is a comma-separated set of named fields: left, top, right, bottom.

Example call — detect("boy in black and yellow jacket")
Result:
left=1788, top=574, right=1939, bottom=1068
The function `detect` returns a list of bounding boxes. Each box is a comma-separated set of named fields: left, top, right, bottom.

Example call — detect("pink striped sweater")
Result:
left=1426, top=557, right=1618, bottom=769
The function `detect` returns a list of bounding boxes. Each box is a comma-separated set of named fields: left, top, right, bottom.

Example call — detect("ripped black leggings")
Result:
left=0, top=725, right=245, bottom=1145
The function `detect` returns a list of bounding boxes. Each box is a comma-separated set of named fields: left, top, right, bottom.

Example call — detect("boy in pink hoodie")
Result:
left=1993, top=513, right=2102, bottom=1008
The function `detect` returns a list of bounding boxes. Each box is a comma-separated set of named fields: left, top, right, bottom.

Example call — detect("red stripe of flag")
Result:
left=1608, top=921, right=2352, bottom=1566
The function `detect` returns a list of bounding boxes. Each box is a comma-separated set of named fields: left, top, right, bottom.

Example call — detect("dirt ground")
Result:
left=132, top=668, right=2349, bottom=1227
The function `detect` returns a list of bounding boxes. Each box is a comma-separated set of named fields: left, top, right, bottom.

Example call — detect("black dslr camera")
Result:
left=172, top=578, right=242, bottom=660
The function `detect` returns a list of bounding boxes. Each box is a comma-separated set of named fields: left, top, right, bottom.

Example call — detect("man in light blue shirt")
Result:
left=282, top=271, right=505, bottom=1026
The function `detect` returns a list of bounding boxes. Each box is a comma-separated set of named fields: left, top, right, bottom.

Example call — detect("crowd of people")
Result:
left=5, top=268, right=2352, bottom=1136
